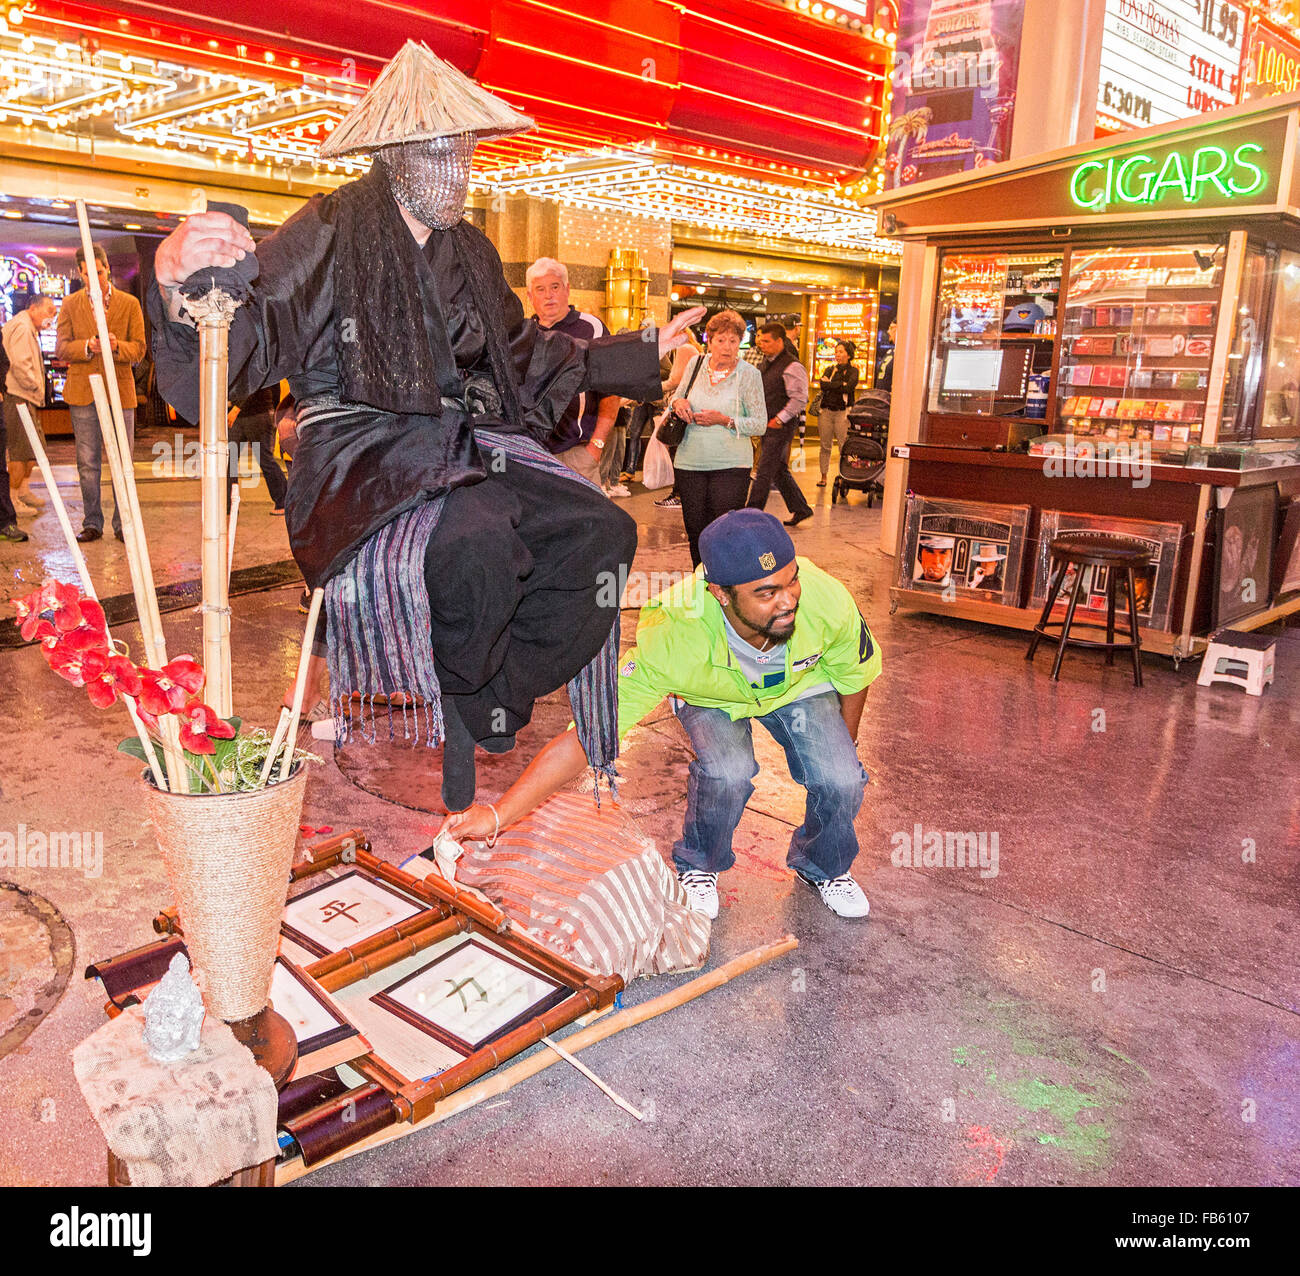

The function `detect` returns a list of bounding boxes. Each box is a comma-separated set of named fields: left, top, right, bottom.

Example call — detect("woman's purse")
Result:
left=657, top=354, right=704, bottom=449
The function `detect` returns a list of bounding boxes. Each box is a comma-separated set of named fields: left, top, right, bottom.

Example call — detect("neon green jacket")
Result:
left=616, top=557, right=882, bottom=741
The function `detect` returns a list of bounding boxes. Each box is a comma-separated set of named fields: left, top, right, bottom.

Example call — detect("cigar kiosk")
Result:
left=868, top=94, right=1300, bottom=662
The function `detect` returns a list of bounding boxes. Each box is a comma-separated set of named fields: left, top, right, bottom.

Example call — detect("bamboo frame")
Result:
left=274, top=933, right=800, bottom=1185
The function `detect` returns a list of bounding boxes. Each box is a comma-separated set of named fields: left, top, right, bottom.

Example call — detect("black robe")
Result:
left=148, top=173, right=661, bottom=588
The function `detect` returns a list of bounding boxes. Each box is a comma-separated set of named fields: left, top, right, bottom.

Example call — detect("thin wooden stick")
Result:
left=276, top=587, right=324, bottom=783
left=539, top=1034, right=645, bottom=1121
left=256, top=706, right=293, bottom=788
left=227, top=480, right=241, bottom=583
left=15, top=401, right=166, bottom=787
left=275, top=934, right=798, bottom=1184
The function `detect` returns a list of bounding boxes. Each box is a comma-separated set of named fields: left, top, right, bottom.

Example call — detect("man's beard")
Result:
left=730, top=596, right=797, bottom=644
left=378, top=133, right=476, bottom=230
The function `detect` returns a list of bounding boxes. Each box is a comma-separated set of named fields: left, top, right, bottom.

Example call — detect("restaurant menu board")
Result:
left=898, top=496, right=1031, bottom=608
left=1096, top=0, right=1248, bottom=134
left=1056, top=244, right=1223, bottom=449
left=1030, top=511, right=1184, bottom=632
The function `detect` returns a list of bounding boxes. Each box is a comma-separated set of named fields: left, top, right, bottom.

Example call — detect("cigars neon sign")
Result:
left=1069, top=143, right=1267, bottom=212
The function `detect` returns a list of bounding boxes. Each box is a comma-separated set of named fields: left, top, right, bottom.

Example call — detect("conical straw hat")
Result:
left=320, top=40, right=533, bottom=157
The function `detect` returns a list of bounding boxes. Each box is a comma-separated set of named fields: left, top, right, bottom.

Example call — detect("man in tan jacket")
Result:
left=55, top=245, right=145, bottom=542
left=3, top=294, right=55, bottom=520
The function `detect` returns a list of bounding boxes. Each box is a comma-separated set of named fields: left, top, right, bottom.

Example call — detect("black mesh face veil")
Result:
left=378, top=134, right=477, bottom=230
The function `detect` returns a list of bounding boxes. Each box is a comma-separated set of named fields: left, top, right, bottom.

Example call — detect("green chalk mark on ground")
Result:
left=985, top=1069, right=1111, bottom=1160
left=953, top=1046, right=969, bottom=1067
left=1102, top=1044, right=1151, bottom=1081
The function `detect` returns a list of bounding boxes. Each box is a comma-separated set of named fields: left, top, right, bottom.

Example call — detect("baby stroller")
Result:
left=833, top=390, right=889, bottom=506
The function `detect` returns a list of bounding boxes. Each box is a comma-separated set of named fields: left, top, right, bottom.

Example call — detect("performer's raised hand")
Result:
left=153, top=212, right=256, bottom=289
left=657, top=305, right=706, bottom=358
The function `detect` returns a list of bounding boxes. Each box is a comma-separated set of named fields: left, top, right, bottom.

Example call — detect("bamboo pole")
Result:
left=276, top=586, right=323, bottom=782
left=15, top=402, right=166, bottom=787
left=275, top=934, right=798, bottom=1185
left=86, top=375, right=187, bottom=792
left=196, top=310, right=234, bottom=718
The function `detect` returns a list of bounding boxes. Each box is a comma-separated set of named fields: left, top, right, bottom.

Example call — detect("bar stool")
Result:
left=1025, top=532, right=1151, bottom=686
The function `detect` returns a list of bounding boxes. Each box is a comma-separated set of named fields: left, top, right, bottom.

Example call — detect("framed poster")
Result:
left=1214, top=485, right=1278, bottom=628
left=282, top=869, right=428, bottom=958
left=1031, top=511, right=1183, bottom=632
left=898, top=496, right=1032, bottom=607
left=1273, top=499, right=1300, bottom=598
left=372, top=939, right=569, bottom=1057
left=269, top=957, right=367, bottom=1074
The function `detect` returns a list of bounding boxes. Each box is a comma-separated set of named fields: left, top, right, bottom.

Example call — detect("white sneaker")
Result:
left=12, top=492, right=40, bottom=515
left=17, top=486, right=45, bottom=509
left=604, top=483, right=631, bottom=498
left=799, top=871, right=870, bottom=918
left=677, top=869, right=719, bottom=919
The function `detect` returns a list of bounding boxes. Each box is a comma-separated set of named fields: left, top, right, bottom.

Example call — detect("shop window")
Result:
left=928, top=251, right=1061, bottom=417
left=1218, top=248, right=1269, bottom=442
left=1257, top=250, right=1300, bottom=440
left=1056, top=244, right=1224, bottom=452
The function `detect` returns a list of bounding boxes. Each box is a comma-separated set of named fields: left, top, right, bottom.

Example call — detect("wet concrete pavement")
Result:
left=1, top=432, right=1296, bottom=1186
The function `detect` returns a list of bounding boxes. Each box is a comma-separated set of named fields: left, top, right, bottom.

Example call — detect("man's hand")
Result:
left=657, top=305, right=706, bottom=359
left=87, top=336, right=101, bottom=355
left=153, top=211, right=256, bottom=289
left=767, top=416, right=784, bottom=430
left=439, top=803, right=500, bottom=843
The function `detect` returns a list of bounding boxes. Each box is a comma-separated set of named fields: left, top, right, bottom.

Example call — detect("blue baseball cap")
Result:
left=699, top=509, right=796, bottom=587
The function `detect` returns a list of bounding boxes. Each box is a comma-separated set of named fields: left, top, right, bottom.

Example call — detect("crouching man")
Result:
left=441, top=508, right=882, bottom=919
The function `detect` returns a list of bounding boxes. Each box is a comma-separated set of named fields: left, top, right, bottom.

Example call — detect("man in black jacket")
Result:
left=147, top=40, right=701, bottom=809
left=747, top=321, right=813, bottom=527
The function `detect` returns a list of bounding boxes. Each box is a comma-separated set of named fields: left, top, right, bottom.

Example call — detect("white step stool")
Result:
left=1197, top=630, right=1276, bottom=697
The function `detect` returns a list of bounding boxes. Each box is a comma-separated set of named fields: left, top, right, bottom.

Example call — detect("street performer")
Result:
left=147, top=41, right=702, bottom=811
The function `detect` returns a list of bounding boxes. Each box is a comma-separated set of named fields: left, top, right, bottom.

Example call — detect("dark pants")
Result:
left=624, top=402, right=655, bottom=475
left=228, top=411, right=288, bottom=510
left=676, top=466, right=752, bottom=568
left=0, top=401, right=17, bottom=526
left=424, top=458, right=637, bottom=742
left=747, top=421, right=811, bottom=519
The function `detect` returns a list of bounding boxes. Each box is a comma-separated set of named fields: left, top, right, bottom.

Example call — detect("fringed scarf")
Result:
left=324, top=429, right=621, bottom=798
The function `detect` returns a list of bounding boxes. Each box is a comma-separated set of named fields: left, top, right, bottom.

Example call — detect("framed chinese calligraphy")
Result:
left=372, top=938, right=569, bottom=1057
left=281, top=870, right=426, bottom=958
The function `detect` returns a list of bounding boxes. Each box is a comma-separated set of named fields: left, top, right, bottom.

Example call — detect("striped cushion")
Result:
left=455, top=792, right=710, bottom=983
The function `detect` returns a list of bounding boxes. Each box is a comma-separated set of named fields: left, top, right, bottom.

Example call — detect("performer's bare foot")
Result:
left=284, top=652, right=328, bottom=713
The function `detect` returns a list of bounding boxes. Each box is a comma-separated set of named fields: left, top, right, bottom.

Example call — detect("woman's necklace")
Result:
left=708, top=356, right=734, bottom=386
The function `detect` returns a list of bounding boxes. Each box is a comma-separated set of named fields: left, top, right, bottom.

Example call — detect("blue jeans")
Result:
left=672, top=690, right=867, bottom=881
left=70, top=402, right=135, bottom=535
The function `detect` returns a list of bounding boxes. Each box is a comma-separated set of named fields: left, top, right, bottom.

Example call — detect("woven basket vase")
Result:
left=143, top=766, right=307, bottom=1022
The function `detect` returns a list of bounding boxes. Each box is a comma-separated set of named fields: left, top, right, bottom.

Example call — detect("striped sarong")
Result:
left=323, top=426, right=622, bottom=793
left=452, top=791, right=711, bottom=982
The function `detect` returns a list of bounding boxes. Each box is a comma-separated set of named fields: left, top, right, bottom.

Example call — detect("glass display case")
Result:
left=928, top=250, right=1061, bottom=418
left=1055, top=244, right=1223, bottom=453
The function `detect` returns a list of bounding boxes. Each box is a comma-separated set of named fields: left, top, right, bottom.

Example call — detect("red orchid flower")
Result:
left=57, top=598, right=110, bottom=653
left=138, top=656, right=205, bottom=716
left=82, top=650, right=144, bottom=709
left=177, top=699, right=235, bottom=755
left=45, top=642, right=99, bottom=688
left=14, top=580, right=93, bottom=642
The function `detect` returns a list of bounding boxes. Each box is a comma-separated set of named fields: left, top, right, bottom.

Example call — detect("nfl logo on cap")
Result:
left=759, top=552, right=776, bottom=571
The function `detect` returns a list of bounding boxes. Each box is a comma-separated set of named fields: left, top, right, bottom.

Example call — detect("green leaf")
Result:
left=117, top=736, right=148, bottom=763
